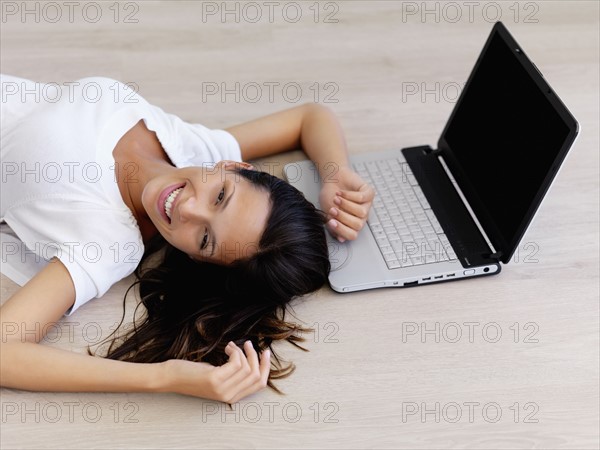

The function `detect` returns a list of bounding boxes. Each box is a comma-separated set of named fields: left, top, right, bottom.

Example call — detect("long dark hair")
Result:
left=88, top=168, right=331, bottom=394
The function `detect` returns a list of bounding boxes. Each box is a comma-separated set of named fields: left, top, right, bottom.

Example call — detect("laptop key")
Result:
left=384, top=254, right=397, bottom=264
left=391, top=240, right=406, bottom=252
left=373, top=230, right=386, bottom=239
left=414, top=189, right=431, bottom=210
left=400, top=257, right=414, bottom=267
left=376, top=236, right=389, bottom=245
left=387, top=260, right=401, bottom=269
left=411, top=255, right=425, bottom=265
left=388, top=232, right=400, bottom=241
left=424, top=254, right=438, bottom=264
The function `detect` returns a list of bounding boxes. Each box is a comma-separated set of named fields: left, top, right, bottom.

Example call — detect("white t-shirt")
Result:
left=0, top=74, right=242, bottom=316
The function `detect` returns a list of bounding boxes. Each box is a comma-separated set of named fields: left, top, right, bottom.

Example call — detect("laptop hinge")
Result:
left=487, top=251, right=503, bottom=261
left=433, top=151, right=499, bottom=259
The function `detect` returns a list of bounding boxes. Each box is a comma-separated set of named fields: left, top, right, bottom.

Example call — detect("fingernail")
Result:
left=265, top=350, right=271, bottom=358
left=336, top=191, right=342, bottom=196
left=329, top=207, right=338, bottom=215
left=333, top=196, right=341, bottom=205
left=338, top=237, right=346, bottom=243
left=329, top=219, right=338, bottom=228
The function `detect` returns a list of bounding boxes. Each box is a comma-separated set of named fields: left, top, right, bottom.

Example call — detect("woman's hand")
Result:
left=319, top=165, right=375, bottom=242
left=161, top=340, right=271, bottom=403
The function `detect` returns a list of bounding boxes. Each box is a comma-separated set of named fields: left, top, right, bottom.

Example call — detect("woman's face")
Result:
left=141, top=161, right=271, bottom=265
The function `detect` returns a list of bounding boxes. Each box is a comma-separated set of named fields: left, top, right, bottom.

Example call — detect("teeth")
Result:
left=164, top=187, right=183, bottom=220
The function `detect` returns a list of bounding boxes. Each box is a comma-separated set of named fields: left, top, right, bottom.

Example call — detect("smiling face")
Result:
left=141, top=161, right=271, bottom=265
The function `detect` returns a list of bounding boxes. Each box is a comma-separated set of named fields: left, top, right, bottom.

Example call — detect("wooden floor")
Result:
left=1, top=1, right=598, bottom=448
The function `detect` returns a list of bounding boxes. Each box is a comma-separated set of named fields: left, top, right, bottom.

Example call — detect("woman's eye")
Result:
left=201, top=229, right=209, bottom=250
left=216, top=186, right=225, bottom=204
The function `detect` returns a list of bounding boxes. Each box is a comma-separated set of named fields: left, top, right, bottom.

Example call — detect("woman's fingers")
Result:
left=327, top=216, right=360, bottom=241
left=329, top=207, right=364, bottom=234
left=338, top=184, right=375, bottom=204
left=222, top=160, right=255, bottom=171
left=327, top=188, right=374, bottom=240
left=229, top=341, right=251, bottom=377
left=240, top=340, right=259, bottom=379
left=219, top=341, right=270, bottom=403
left=217, top=341, right=244, bottom=378
left=333, top=195, right=370, bottom=220
left=227, top=347, right=271, bottom=404
left=320, top=169, right=375, bottom=242
left=325, top=219, right=345, bottom=242
left=258, top=348, right=271, bottom=386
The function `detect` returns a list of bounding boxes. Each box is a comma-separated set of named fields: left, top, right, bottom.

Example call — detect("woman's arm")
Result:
left=225, top=103, right=350, bottom=175
left=1, top=258, right=269, bottom=403
left=225, top=103, right=375, bottom=241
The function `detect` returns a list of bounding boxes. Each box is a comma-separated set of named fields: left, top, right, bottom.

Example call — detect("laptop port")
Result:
left=422, top=277, right=431, bottom=281
left=404, top=280, right=419, bottom=286
left=446, top=273, right=456, bottom=277
left=434, top=275, right=443, bottom=279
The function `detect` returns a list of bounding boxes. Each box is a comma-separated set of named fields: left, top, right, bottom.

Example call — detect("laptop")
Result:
left=282, top=21, right=579, bottom=292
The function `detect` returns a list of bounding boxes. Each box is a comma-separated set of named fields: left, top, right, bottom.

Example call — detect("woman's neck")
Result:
left=113, top=119, right=176, bottom=243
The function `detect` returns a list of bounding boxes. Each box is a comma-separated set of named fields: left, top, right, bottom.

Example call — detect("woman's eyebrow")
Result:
left=211, top=184, right=236, bottom=257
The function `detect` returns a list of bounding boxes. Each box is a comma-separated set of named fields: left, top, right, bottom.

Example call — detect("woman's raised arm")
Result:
left=225, top=102, right=350, bottom=173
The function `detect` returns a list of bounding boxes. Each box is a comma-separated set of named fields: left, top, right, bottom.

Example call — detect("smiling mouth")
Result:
left=164, top=187, right=184, bottom=222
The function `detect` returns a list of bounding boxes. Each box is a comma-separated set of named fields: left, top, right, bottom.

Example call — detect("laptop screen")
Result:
left=439, top=22, right=578, bottom=264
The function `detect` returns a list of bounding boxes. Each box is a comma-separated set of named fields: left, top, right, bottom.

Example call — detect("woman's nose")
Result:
left=178, top=195, right=208, bottom=223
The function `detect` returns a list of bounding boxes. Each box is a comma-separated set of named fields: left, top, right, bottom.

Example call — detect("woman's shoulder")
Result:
left=73, top=76, right=131, bottom=87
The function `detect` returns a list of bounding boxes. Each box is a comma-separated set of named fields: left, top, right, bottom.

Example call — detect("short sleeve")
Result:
left=3, top=197, right=144, bottom=317
left=140, top=104, right=242, bottom=168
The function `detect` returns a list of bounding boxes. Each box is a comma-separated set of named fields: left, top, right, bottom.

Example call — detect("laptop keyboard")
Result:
left=354, top=158, right=458, bottom=269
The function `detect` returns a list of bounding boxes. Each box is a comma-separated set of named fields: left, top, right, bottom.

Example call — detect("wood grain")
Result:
left=1, top=1, right=598, bottom=448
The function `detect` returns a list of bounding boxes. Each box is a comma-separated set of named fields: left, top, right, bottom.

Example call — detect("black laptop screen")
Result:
left=442, top=28, right=572, bottom=259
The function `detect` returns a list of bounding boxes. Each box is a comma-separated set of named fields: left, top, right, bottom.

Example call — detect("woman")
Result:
left=0, top=74, right=374, bottom=404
